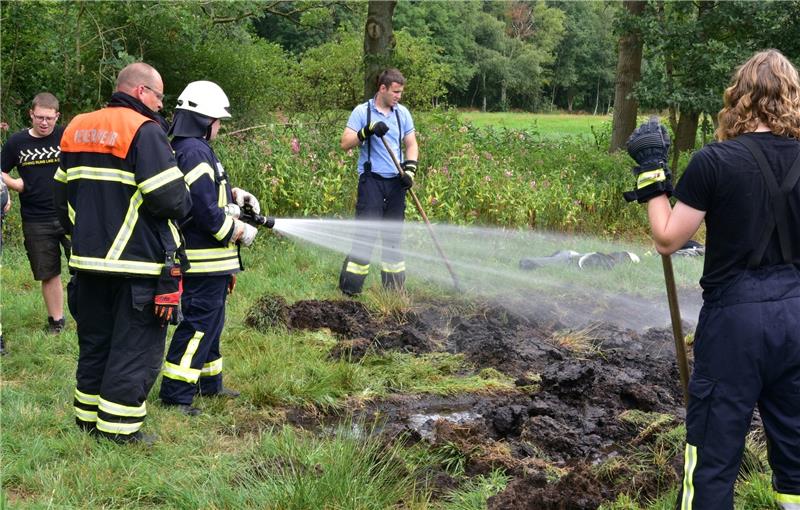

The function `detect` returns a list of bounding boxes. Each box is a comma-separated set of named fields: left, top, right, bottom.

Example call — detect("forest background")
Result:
left=2, top=0, right=800, bottom=237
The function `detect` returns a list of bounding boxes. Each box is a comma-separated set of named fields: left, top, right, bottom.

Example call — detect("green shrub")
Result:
left=216, top=108, right=650, bottom=239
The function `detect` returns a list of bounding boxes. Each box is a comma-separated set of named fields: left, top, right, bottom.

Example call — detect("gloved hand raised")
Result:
left=231, top=187, right=260, bottom=214
left=357, top=121, right=389, bottom=142
left=624, top=117, right=673, bottom=203
left=400, top=160, right=417, bottom=190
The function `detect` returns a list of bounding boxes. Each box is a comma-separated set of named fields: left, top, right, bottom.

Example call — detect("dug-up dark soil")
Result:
left=246, top=295, right=693, bottom=508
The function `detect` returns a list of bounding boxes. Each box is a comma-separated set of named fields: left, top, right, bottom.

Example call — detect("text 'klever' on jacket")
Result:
left=55, top=102, right=191, bottom=277
left=173, top=136, right=241, bottom=276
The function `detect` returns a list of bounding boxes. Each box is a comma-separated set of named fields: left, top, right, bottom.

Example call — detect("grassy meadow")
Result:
left=458, top=111, right=610, bottom=139
left=0, top=113, right=779, bottom=509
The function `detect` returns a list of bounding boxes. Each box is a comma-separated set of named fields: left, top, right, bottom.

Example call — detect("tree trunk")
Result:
left=593, top=78, right=600, bottom=115
left=609, top=0, right=645, bottom=152
left=500, top=81, right=507, bottom=111
left=363, top=0, right=397, bottom=100
left=481, top=73, right=487, bottom=112
left=671, top=110, right=700, bottom=172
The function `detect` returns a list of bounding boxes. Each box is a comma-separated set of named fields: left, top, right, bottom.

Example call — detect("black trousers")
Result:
left=339, top=172, right=406, bottom=295
left=160, top=275, right=229, bottom=405
left=677, top=265, right=800, bottom=509
left=72, top=272, right=165, bottom=438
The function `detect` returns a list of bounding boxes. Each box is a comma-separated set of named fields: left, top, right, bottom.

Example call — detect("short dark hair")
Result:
left=32, top=92, right=59, bottom=112
left=377, top=68, right=405, bottom=89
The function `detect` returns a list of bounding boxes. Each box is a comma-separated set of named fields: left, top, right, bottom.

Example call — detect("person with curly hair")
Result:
left=626, top=49, right=800, bottom=509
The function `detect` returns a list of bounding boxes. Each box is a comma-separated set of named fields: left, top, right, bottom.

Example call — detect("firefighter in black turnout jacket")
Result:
left=54, top=63, right=191, bottom=444
left=338, top=68, right=418, bottom=295
left=159, top=81, right=260, bottom=415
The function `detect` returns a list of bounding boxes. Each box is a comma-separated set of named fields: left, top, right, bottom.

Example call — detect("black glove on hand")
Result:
left=400, top=160, right=417, bottom=190
left=624, top=117, right=673, bottom=203
left=357, top=121, right=389, bottom=142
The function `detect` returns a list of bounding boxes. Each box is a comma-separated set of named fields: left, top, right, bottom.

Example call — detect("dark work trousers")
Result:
left=159, top=275, right=229, bottom=405
left=72, top=272, right=164, bottom=438
left=677, top=265, right=800, bottom=510
left=339, top=172, right=407, bottom=295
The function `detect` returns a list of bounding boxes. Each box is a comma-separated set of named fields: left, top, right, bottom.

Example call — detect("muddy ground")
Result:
left=246, top=294, right=696, bottom=508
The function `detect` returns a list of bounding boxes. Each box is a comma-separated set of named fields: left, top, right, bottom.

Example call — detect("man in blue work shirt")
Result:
left=338, top=68, right=419, bottom=296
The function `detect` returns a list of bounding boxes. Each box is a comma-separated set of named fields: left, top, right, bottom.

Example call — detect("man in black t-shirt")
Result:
left=1, top=92, right=70, bottom=335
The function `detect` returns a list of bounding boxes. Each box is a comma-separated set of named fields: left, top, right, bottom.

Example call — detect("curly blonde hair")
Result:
left=716, top=49, right=800, bottom=141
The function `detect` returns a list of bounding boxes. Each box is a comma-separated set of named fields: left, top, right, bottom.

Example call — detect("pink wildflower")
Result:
left=291, top=137, right=300, bottom=154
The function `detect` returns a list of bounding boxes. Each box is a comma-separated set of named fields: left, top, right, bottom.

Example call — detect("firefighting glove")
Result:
left=223, top=203, right=241, bottom=218
left=233, top=219, right=258, bottom=247
left=231, top=187, right=261, bottom=214
left=400, top=160, right=417, bottom=190
left=357, top=121, right=389, bottom=142
left=154, top=262, right=183, bottom=326
left=624, top=117, right=673, bottom=203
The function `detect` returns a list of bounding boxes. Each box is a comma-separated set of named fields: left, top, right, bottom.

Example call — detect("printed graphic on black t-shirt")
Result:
left=1, top=125, right=64, bottom=222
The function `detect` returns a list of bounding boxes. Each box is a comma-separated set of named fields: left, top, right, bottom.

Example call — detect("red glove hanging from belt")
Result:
left=154, top=257, right=183, bottom=326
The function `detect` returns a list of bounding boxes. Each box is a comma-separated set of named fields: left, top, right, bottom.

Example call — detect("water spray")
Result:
left=379, top=135, right=462, bottom=291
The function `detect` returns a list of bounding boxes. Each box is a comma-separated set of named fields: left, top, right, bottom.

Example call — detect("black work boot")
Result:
left=162, top=400, right=202, bottom=416
left=47, top=316, right=65, bottom=334
left=381, top=270, right=406, bottom=291
left=99, top=430, right=158, bottom=446
left=339, top=257, right=368, bottom=296
left=213, top=386, right=240, bottom=399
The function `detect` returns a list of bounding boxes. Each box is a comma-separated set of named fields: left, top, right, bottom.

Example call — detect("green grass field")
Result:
left=0, top=113, right=779, bottom=509
left=458, top=111, right=611, bottom=139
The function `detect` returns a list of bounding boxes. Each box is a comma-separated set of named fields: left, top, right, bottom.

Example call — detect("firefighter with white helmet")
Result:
left=159, top=80, right=261, bottom=415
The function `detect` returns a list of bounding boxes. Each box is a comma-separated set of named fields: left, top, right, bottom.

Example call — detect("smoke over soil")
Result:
left=247, top=296, right=692, bottom=507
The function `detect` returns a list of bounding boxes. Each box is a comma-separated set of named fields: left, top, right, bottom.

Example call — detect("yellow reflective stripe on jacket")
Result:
left=186, top=246, right=238, bottom=260
left=68, top=203, right=75, bottom=225
left=185, top=259, right=241, bottom=274
left=680, top=443, right=698, bottom=509
left=777, top=492, right=800, bottom=509
left=162, top=360, right=201, bottom=384
left=168, top=220, right=181, bottom=248
left=106, top=190, right=143, bottom=260
left=346, top=261, right=370, bottom=275
left=74, top=388, right=99, bottom=405
left=54, top=167, right=67, bottom=183
left=66, top=166, right=136, bottom=186
left=214, top=216, right=234, bottom=241
left=99, top=397, right=146, bottom=418
left=70, top=255, right=162, bottom=275
left=139, top=166, right=183, bottom=194
left=381, top=261, right=405, bottom=273
left=218, top=180, right=228, bottom=207
left=74, top=407, right=98, bottom=422
left=184, top=162, right=214, bottom=186
left=201, top=357, right=223, bottom=377
left=97, top=419, right=142, bottom=435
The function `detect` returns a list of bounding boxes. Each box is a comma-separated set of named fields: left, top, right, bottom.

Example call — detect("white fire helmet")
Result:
left=175, top=80, right=231, bottom=119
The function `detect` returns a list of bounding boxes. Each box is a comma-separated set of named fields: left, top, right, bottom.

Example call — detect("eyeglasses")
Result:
left=143, top=85, right=164, bottom=101
left=32, top=114, right=58, bottom=123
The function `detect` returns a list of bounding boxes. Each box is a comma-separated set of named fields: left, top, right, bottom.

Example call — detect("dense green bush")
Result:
left=216, top=109, right=651, bottom=239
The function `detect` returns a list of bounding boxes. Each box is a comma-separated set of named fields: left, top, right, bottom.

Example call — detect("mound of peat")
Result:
left=246, top=296, right=690, bottom=507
